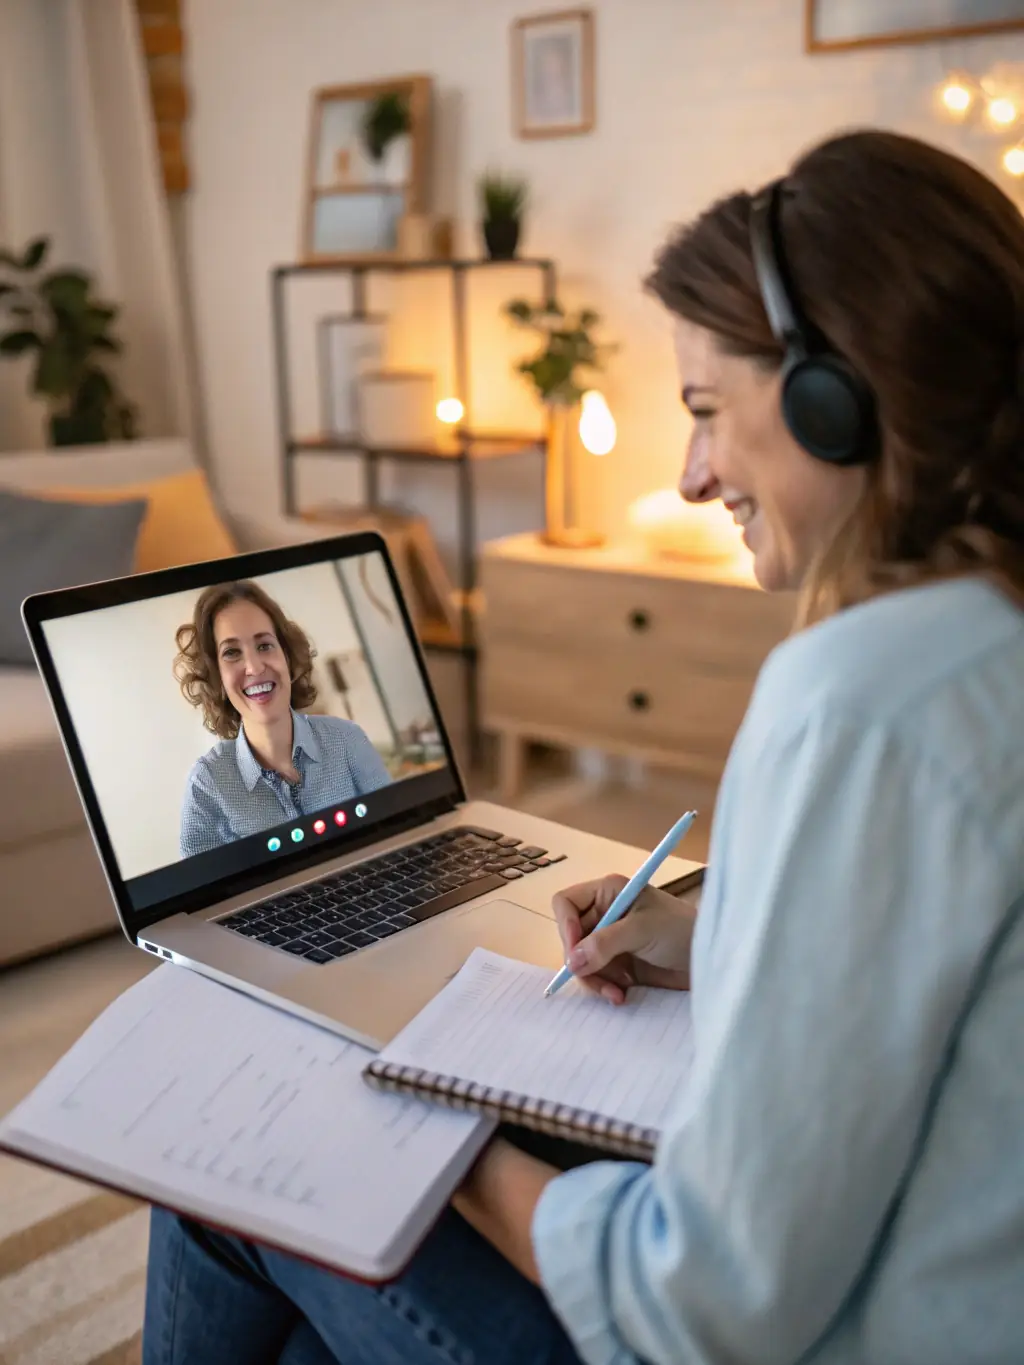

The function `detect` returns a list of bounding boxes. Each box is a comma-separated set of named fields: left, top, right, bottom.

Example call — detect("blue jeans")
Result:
left=143, top=1206, right=583, bottom=1365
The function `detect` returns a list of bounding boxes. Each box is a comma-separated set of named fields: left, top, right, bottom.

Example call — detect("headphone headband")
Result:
left=749, top=180, right=807, bottom=355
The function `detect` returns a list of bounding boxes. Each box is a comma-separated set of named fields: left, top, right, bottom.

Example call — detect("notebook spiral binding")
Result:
left=364, top=1061, right=658, bottom=1162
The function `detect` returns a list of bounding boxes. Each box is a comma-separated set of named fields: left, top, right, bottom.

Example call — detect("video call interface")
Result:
left=40, top=551, right=452, bottom=909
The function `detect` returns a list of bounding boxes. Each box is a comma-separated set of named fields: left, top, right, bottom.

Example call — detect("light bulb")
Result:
left=989, top=96, right=1018, bottom=126
left=436, top=397, right=464, bottom=425
left=578, top=391, right=616, bottom=456
left=1003, top=145, right=1024, bottom=176
left=941, top=80, right=972, bottom=115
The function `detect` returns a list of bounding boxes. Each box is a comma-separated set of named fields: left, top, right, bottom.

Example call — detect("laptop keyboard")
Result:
left=217, top=826, right=565, bottom=965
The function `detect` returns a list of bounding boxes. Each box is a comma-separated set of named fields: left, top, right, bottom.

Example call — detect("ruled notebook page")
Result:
left=378, top=949, right=694, bottom=1133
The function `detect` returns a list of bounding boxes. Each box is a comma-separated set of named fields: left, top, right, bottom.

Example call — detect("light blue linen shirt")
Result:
left=533, top=576, right=1024, bottom=1365
left=179, top=710, right=391, bottom=858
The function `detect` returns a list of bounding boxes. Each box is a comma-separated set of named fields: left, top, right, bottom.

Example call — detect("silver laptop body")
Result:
left=24, top=531, right=700, bottom=1048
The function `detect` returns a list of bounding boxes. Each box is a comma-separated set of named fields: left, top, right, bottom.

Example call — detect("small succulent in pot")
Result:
left=479, top=173, right=529, bottom=260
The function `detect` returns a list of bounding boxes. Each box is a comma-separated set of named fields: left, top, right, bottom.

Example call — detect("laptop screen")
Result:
left=34, top=538, right=461, bottom=925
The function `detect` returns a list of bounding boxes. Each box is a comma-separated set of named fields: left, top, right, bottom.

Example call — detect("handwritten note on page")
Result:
left=379, top=949, right=694, bottom=1134
left=0, top=966, right=489, bottom=1281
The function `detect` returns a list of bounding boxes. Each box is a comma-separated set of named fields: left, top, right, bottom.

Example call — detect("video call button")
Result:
left=291, top=828, right=304, bottom=843
left=267, top=836, right=282, bottom=852
left=313, top=819, right=327, bottom=835
left=334, top=810, right=347, bottom=827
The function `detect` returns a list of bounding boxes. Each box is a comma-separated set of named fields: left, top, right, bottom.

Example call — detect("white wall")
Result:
left=42, top=556, right=437, bottom=879
left=42, top=588, right=213, bottom=880
left=182, top=0, right=1024, bottom=546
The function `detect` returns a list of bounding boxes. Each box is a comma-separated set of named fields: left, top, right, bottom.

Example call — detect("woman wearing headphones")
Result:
left=143, top=130, right=1024, bottom=1365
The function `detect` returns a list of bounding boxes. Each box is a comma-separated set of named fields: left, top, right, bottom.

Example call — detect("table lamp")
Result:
left=543, top=390, right=616, bottom=549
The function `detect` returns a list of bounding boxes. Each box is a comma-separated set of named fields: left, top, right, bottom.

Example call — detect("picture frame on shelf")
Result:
left=513, top=9, right=595, bottom=139
left=301, top=75, right=433, bottom=263
left=805, top=0, right=1024, bottom=52
left=317, top=315, right=389, bottom=436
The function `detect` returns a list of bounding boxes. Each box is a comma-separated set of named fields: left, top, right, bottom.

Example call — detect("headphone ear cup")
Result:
left=781, top=354, right=877, bottom=466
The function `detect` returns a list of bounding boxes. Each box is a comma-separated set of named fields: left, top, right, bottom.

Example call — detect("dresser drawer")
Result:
left=482, top=639, right=755, bottom=763
left=482, top=556, right=793, bottom=672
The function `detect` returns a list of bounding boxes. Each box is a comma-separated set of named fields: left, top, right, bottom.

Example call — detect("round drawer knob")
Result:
left=627, top=690, right=651, bottom=713
left=628, top=608, right=651, bottom=632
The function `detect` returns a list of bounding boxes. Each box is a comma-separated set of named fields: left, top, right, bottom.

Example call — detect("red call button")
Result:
left=313, top=819, right=327, bottom=835
left=334, top=810, right=347, bottom=827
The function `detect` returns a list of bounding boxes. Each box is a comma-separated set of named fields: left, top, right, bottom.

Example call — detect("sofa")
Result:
left=0, top=440, right=333, bottom=966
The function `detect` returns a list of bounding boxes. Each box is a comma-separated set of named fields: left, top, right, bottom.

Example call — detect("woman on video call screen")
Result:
left=173, top=580, right=391, bottom=858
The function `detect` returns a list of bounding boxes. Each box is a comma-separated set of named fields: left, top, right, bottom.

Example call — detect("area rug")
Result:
left=0, top=1154, right=145, bottom=1365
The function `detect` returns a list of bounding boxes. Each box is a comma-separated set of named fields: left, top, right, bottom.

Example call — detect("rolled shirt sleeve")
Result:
left=532, top=699, right=1012, bottom=1365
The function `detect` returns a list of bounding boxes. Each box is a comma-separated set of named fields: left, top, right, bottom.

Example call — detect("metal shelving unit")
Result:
left=269, top=257, right=558, bottom=759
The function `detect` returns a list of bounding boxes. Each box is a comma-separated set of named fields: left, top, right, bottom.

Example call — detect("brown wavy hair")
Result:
left=174, top=581, right=317, bottom=739
left=645, top=129, right=1024, bottom=625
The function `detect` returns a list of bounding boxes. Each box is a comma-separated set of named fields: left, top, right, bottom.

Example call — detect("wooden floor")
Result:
left=0, top=760, right=714, bottom=1112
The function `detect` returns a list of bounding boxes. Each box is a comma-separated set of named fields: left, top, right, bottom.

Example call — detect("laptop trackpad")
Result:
left=290, top=898, right=564, bottom=1046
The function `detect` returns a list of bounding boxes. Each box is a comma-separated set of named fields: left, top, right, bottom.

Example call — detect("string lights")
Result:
left=937, top=68, right=1024, bottom=177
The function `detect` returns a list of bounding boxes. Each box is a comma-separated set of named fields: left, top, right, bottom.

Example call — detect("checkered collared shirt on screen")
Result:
left=179, top=710, right=391, bottom=858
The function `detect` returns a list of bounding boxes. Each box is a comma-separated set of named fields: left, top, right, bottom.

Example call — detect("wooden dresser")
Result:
left=480, top=533, right=795, bottom=797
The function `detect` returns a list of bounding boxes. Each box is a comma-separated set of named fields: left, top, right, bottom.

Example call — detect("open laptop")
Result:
left=23, top=530, right=702, bottom=1048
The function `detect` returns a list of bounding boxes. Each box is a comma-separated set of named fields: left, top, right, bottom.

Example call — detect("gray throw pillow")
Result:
left=0, top=488, right=147, bottom=666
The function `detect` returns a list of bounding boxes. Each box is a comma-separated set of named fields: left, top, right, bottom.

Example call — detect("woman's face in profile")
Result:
left=213, top=599, right=291, bottom=728
left=673, top=319, right=866, bottom=592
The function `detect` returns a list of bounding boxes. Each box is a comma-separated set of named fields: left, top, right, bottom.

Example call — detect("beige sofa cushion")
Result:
left=0, top=667, right=89, bottom=847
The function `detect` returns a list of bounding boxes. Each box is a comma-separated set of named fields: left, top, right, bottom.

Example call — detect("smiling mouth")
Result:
left=243, top=681, right=276, bottom=698
left=726, top=497, right=758, bottom=528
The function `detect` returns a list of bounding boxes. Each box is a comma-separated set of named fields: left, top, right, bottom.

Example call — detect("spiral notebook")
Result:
left=364, top=949, right=695, bottom=1161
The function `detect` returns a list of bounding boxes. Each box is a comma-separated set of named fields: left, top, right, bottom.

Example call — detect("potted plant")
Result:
left=362, top=90, right=411, bottom=184
left=480, top=173, right=528, bottom=260
left=0, top=236, right=137, bottom=446
left=504, top=297, right=616, bottom=545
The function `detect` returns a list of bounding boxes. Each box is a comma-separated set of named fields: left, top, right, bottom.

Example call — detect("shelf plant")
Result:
left=362, top=90, right=411, bottom=163
left=479, top=173, right=529, bottom=260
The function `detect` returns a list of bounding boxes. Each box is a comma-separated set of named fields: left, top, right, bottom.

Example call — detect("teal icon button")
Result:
left=291, top=828, right=304, bottom=843
left=267, top=836, right=282, bottom=852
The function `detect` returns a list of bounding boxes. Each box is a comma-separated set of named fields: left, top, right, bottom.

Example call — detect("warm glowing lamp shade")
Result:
left=579, top=390, right=617, bottom=456
left=1004, top=145, right=1024, bottom=176
left=542, top=392, right=616, bottom=550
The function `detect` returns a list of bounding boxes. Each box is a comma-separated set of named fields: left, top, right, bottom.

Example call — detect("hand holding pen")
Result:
left=546, top=811, right=699, bottom=1003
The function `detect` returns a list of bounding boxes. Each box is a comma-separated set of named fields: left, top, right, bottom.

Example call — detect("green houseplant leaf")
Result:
left=21, top=237, right=49, bottom=270
left=0, top=236, right=137, bottom=445
left=479, top=173, right=528, bottom=223
left=41, top=270, right=91, bottom=312
left=362, top=91, right=410, bottom=162
left=0, top=329, right=42, bottom=356
left=505, top=296, right=614, bottom=406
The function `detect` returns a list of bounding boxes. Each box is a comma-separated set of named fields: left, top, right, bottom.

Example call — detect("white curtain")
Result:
left=0, top=0, right=194, bottom=451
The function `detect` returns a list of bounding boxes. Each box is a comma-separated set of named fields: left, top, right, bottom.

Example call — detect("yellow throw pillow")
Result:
left=37, top=469, right=237, bottom=573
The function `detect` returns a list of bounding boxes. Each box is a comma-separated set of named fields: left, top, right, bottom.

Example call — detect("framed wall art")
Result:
left=301, top=75, right=432, bottom=262
left=513, top=9, right=595, bottom=139
left=806, top=0, right=1024, bottom=52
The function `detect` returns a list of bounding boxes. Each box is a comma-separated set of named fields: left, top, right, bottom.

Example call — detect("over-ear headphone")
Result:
left=748, top=179, right=878, bottom=466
